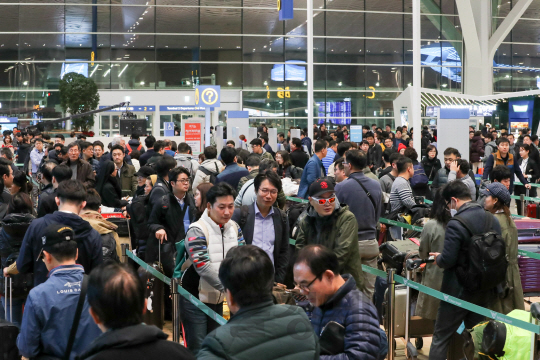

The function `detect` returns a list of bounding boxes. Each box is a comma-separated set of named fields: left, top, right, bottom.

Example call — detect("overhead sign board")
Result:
left=164, top=122, right=175, bottom=137
left=278, top=0, right=294, bottom=20
left=159, top=106, right=206, bottom=112
left=350, top=125, right=363, bottom=143
left=195, top=86, right=221, bottom=108
left=99, top=106, right=155, bottom=112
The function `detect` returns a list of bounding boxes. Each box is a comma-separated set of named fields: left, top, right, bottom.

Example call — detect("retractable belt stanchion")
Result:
left=121, top=243, right=129, bottom=264
left=171, top=278, right=181, bottom=343
left=521, top=193, right=526, bottom=217
left=387, top=268, right=396, bottom=360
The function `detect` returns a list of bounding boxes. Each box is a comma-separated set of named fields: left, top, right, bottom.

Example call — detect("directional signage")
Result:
left=159, top=106, right=206, bottom=112
left=195, top=86, right=220, bottom=108
left=164, top=122, right=175, bottom=136
left=278, top=0, right=293, bottom=20
left=99, top=106, right=155, bottom=112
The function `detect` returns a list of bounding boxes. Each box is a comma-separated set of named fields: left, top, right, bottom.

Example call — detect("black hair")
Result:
left=314, top=139, right=327, bottom=153
left=403, top=147, right=418, bottom=162
left=345, top=149, right=367, bottom=170
left=93, top=140, right=104, bottom=150
left=291, top=138, right=302, bottom=148
left=250, top=138, right=262, bottom=147
left=425, top=144, right=437, bottom=157
left=390, top=152, right=402, bottom=165
left=497, top=137, right=510, bottom=145
left=84, top=188, right=102, bottom=211
left=34, top=138, right=43, bottom=144
left=254, top=170, right=282, bottom=193
left=295, top=244, right=340, bottom=276
left=0, top=148, right=13, bottom=160
left=276, top=150, right=292, bottom=169
left=80, top=141, right=93, bottom=151
left=396, top=156, right=413, bottom=174
left=443, top=147, right=461, bottom=157
left=111, top=144, right=124, bottom=155
left=171, top=141, right=177, bottom=153
left=153, top=140, right=165, bottom=152
left=532, top=135, right=539, bottom=142
left=220, top=147, right=237, bottom=165
left=334, top=157, right=345, bottom=171
left=8, top=192, right=33, bottom=214
left=177, top=142, right=192, bottom=154
left=442, top=180, right=471, bottom=201
left=87, top=262, right=145, bottom=330
left=337, top=141, right=352, bottom=157
left=57, top=179, right=87, bottom=204
left=131, top=133, right=140, bottom=140
left=52, top=164, right=73, bottom=183
left=206, top=182, right=236, bottom=206
left=328, top=140, right=337, bottom=148
left=169, top=166, right=191, bottom=183
left=259, top=159, right=278, bottom=173
left=219, top=245, right=274, bottom=308
left=226, top=140, right=236, bottom=147
left=155, top=156, right=177, bottom=178
left=490, top=165, right=512, bottom=182
left=55, top=134, right=65, bottom=141
left=58, top=146, right=68, bottom=155
left=47, top=239, right=78, bottom=263
left=130, top=150, right=140, bottom=160
left=245, top=154, right=261, bottom=167
left=41, top=161, right=57, bottom=182
left=364, top=131, right=374, bottom=139
left=382, top=148, right=395, bottom=163
left=145, top=135, right=156, bottom=148
left=520, top=144, right=531, bottom=153
left=13, top=171, right=30, bottom=194
left=456, top=159, right=470, bottom=174
left=203, top=146, right=218, bottom=159
left=260, top=134, right=269, bottom=143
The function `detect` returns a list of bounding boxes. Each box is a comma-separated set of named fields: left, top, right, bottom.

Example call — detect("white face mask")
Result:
left=449, top=199, right=457, bottom=217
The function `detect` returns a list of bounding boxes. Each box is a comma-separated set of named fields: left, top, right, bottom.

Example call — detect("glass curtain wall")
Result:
left=0, top=0, right=463, bottom=127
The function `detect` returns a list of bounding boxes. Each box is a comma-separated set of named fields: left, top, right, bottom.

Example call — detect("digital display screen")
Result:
left=317, top=101, right=351, bottom=125
left=61, top=62, right=89, bottom=78
left=271, top=62, right=306, bottom=82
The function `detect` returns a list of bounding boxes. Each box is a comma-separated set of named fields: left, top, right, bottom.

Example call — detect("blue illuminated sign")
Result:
left=279, top=0, right=294, bottom=20
left=271, top=61, right=306, bottom=82
left=160, top=106, right=205, bottom=111
left=99, top=106, right=155, bottom=112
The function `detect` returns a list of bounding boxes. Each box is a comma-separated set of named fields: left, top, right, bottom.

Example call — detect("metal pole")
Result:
left=121, top=243, right=129, bottom=264
left=307, top=0, right=314, bottom=142
left=521, top=193, right=526, bottom=217
left=412, top=0, right=422, bottom=158
left=4, top=277, right=7, bottom=319
left=404, top=269, right=411, bottom=357
left=205, top=107, right=211, bottom=147
left=387, top=268, right=396, bottom=360
left=171, top=278, right=181, bottom=343
left=9, top=277, right=12, bottom=323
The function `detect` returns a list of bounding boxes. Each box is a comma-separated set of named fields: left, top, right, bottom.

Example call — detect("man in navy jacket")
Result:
left=297, top=139, right=327, bottom=199
left=294, top=244, right=383, bottom=360
left=216, top=147, right=249, bottom=190
left=16, top=180, right=103, bottom=287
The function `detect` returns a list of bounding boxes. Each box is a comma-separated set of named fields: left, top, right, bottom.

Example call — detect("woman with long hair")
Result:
left=275, top=150, right=303, bottom=179
left=416, top=187, right=449, bottom=321
left=0, top=193, right=35, bottom=327
left=2, top=135, right=14, bottom=154
left=95, top=161, right=128, bottom=209
left=514, top=144, right=540, bottom=215
left=421, top=144, right=442, bottom=181
left=482, top=182, right=524, bottom=314
left=11, top=170, right=31, bottom=195
left=194, top=183, right=214, bottom=220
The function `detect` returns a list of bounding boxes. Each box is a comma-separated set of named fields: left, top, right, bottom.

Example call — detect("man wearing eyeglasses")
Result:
left=232, top=171, right=290, bottom=284
left=295, top=178, right=364, bottom=291
left=147, top=167, right=196, bottom=277
left=65, top=142, right=95, bottom=189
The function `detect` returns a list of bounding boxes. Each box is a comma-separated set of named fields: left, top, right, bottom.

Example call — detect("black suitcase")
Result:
left=379, top=239, right=419, bottom=274
left=108, top=217, right=129, bottom=237
left=137, top=263, right=165, bottom=329
left=0, top=319, right=19, bottom=360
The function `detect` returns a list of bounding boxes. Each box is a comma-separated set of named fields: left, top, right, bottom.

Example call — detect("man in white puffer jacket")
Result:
left=181, top=182, right=245, bottom=356
left=192, top=146, right=224, bottom=190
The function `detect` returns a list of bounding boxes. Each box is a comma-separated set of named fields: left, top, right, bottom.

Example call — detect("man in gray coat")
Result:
left=335, top=149, right=383, bottom=300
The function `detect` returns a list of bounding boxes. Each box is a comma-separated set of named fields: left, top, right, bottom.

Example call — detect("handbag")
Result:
left=32, top=275, right=89, bottom=360
left=319, top=321, right=345, bottom=355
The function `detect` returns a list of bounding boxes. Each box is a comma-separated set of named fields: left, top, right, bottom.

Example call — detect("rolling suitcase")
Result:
left=1, top=277, right=19, bottom=360
left=102, top=213, right=130, bottom=237
left=137, top=263, right=165, bottom=329
left=526, top=203, right=540, bottom=219
left=515, top=218, right=540, bottom=243
left=379, top=239, right=419, bottom=274
left=518, top=244, right=540, bottom=294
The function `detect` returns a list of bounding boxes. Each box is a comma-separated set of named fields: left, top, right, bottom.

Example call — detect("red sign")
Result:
left=185, top=123, right=202, bottom=153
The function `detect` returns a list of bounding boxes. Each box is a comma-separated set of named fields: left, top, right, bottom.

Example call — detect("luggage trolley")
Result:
left=379, top=239, right=434, bottom=360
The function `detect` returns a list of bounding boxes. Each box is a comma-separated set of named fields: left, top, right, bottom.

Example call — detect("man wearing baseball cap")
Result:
left=295, top=178, right=364, bottom=291
left=16, top=223, right=101, bottom=360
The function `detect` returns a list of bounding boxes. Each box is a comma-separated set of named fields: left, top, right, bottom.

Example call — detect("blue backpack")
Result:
left=409, top=164, right=429, bottom=189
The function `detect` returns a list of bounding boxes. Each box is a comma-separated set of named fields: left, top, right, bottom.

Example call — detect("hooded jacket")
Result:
left=80, top=210, right=121, bottom=258
left=295, top=204, right=364, bottom=290
left=17, top=211, right=103, bottom=286
left=483, top=140, right=498, bottom=162
left=469, top=135, right=485, bottom=163
left=78, top=324, right=194, bottom=360
left=174, top=153, right=199, bottom=180
left=298, top=154, right=326, bottom=199
left=127, top=139, right=146, bottom=155
left=192, top=159, right=224, bottom=190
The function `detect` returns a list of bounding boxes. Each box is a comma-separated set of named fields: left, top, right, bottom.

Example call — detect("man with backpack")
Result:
left=379, top=152, right=401, bottom=211
left=335, top=150, right=383, bottom=299
left=147, top=167, right=196, bottom=277
left=231, top=171, right=289, bottom=284
left=237, top=154, right=260, bottom=193
left=126, top=132, right=145, bottom=156
left=80, top=189, right=120, bottom=263
left=192, top=146, right=223, bottom=190
left=216, top=147, right=249, bottom=190
left=429, top=181, right=504, bottom=360
left=174, top=142, right=199, bottom=183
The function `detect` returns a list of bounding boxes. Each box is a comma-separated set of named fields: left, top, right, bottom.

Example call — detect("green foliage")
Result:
left=59, top=72, right=100, bottom=132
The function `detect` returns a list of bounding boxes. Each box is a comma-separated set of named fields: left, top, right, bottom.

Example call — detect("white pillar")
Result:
left=307, top=0, right=314, bottom=141
left=412, top=0, right=422, bottom=158
left=205, top=107, right=211, bottom=147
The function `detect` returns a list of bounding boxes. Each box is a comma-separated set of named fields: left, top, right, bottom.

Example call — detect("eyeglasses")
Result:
left=311, top=195, right=337, bottom=205
left=175, top=178, right=190, bottom=184
left=259, top=188, right=278, bottom=195
left=68, top=149, right=79, bottom=154
left=296, top=275, right=321, bottom=292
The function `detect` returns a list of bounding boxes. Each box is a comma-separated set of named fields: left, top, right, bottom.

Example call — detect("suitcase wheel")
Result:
left=415, top=337, right=423, bottom=350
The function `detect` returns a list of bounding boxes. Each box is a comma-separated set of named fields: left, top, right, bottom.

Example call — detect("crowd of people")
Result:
left=0, top=121, right=533, bottom=359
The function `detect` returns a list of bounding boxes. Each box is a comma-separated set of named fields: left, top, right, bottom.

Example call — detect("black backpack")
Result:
left=101, top=232, right=119, bottom=263
left=199, top=163, right=220, bottom=184
left=453, top=212, right=508, bottom=292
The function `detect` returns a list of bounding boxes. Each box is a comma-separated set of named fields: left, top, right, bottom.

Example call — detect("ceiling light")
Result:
left=89, top=65, right=100, bottom=77
left=118, top=64, right=128, bottom=77
left=442, top=84, right=447, bottom=88
left=140, top=81, right=145, bottom=85
left=186, top=81, right=191, bottom=85
left=227, top=81, right=232, bottom=86
left=23, top=81, right=28, bottom=86
left=264, top=81, right=268, bottom=86
left=338, top=82, right=342, bottom=86
left=375, top=82, right=380, bottom=87
left=103, top=68, right=111, bottom=77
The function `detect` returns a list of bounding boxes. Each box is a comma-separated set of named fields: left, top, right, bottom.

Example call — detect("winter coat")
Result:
left=198, top=299, right=319, bottom=360
left=469, top=136, right=485, bottom=163
left=126, top=194, right=150, bottom=259
left=66, top=158, right=96, bottom=189
left=174, top=154, right=199, bottom=180
left=416, top=219, right=445, bottom=320
left=118, top=161, right=138, bottom=197
left=80, top=210, right=121, bottom=261
left=311, top=275, right=381, bottom=360
left=278, top=164, right=303, bottom=179
left=290, top=148, right=310, bottom=169
left=216, top=163, right=249, bottom=190
left=139, top=149, right=155, bottom=167
left=100, top=179, right=129, bottom=209
left=483, top=151, right=528, bottom=193
left=298, top=154, right=326, bottom=199
left=488, top=213, right=525, bottom=315
left=483, top=141, right=498, bottom=163
left=368, top=143, right=383, bottom=169
left=421, top=156, right=442, bottom=181
left=127, top=139, right=146, bottom=155
left=78, top=324, right=194, bottom=360
left=296, top=204, right=364, bottom=291
left=237, top=168, right=258, bottom=193
left=17, top=211, right=103, bottom=286
left=192, top=158, right=224, bottom=190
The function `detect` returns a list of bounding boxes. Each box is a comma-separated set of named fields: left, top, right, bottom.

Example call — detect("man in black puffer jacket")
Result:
left=428, top=181, right=501, bottom=360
